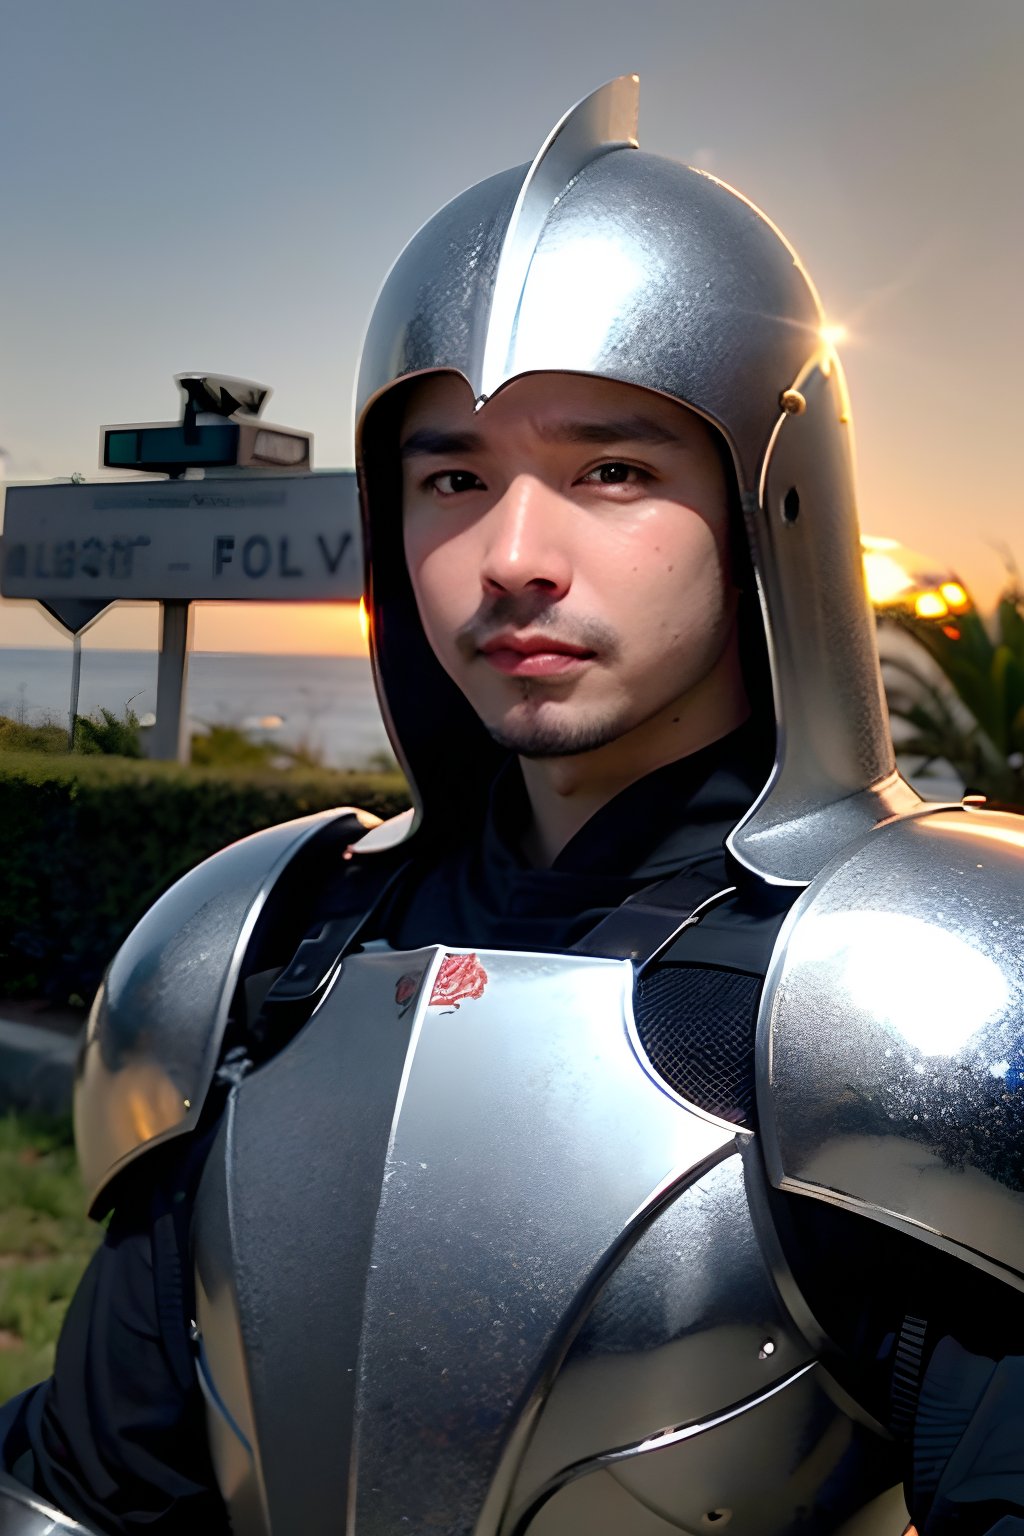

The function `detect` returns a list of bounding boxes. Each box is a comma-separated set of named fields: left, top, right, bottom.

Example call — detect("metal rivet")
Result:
left=780, top=389, right=806, bottom=415
left=759, top=1338, right=776, bottom=1359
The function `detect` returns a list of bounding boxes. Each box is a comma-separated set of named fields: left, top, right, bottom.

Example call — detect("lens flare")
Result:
left=939, top=582, right=969, bottom=611
left=915, top=591, right=949, bottom=620
left=862, top=550, right=914, bottom=606
left=861, top=538, right=973, bottom=620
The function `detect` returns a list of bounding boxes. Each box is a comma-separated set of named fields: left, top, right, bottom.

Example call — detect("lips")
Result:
left=479, top=632, right=595, bottom=678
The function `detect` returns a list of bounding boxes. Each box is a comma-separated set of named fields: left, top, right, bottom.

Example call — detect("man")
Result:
left=3, top=75, right=1024, bottom=1536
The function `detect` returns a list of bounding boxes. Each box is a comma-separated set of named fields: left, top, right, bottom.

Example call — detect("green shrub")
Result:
left=73, top=705, right=143, bottom=757
left=0, top=753, right=410, bottom=1004
left=0, top=707, right=146, bottom=759
left=189, top=723, right=342, bottom=772
left=0, top=715, right=68, bottom=754
left=189, top=723, right=278, bottom=769
left=885, top=582, right=1024, bottom=806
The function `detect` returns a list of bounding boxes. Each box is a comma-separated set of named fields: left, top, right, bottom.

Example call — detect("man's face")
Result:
left=401, top=371, right=742, bottom=760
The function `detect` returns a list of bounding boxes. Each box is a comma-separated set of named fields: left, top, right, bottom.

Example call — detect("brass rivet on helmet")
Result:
left=780, top=389, right=806, bottom=416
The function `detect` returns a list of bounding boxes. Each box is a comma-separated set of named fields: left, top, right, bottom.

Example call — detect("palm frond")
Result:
left=880, top=582, right=1024, bottom=807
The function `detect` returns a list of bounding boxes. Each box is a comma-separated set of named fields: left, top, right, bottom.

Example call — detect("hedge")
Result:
left=0, top=752, right=411, bottom=1004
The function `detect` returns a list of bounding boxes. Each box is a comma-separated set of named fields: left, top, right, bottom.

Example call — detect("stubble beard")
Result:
left=484, top=679, right=630, bottom=759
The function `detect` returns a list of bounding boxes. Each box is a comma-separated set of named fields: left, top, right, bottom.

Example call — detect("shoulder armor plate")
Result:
left=758, top=802, right=1024, bottom=1286
left=0, top=1469, right=96, bottom=1531
left=74, top=807, right=374, bottom=1214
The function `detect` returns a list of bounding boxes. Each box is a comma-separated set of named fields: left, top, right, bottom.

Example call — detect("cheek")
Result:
left=620, top=521, right=729, bottom=639
left=404, top=531, right=475, bottom=654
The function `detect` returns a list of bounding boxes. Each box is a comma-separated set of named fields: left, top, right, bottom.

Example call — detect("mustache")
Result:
left=454, top=595, right=620, bottom=662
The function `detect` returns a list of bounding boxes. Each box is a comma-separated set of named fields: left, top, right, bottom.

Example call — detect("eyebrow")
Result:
left=400, top=414, right=681, bottom=458
left=400, top=428, right=483, bottom=458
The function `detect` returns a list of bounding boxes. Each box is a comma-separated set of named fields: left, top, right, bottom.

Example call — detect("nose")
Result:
left=480, top=476, right=572, bottom=600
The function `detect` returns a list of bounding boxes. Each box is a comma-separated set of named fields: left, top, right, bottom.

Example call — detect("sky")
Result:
left=1, top=0, right=1021, bottom=656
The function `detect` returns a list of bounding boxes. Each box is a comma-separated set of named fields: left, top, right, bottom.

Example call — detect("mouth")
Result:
left=478, top=632, right=596, bottom=679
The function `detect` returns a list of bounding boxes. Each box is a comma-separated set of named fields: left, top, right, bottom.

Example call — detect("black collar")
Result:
left=484, top=718, right=769, bottom=879
left=375, top=721, right=769, bottom=952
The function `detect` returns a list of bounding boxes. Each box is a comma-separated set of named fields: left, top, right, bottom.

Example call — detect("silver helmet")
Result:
left=354, top=75, right=919, bottom=886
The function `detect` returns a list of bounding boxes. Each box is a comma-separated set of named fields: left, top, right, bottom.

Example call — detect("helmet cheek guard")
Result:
left=730, top=358, right=919, bottom=883
left=354, top=76, right=920, bottom=886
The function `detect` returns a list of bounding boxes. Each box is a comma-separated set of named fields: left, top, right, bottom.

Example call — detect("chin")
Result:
left=485, top=704, right=629, bottom=759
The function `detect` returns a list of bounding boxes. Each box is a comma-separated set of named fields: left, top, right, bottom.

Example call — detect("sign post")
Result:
left=152, top=600, right=195, bottom=762
left=68, top=633, right=82, bottom=750
left=0, top=375, right=363, bottom=762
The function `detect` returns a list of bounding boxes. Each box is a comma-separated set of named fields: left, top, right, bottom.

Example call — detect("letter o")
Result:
left=242, top=536, right=272, bottom=578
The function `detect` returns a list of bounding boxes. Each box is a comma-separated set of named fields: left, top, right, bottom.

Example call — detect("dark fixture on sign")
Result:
left=101, top=373, right=312, bottom=477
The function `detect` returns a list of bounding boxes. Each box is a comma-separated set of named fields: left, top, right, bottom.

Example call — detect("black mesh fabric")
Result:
left=634, top=965, right=762, bottom=1126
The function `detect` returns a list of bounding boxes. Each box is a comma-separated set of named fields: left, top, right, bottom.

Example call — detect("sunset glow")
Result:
left=192, top=602, right=369, bottom=657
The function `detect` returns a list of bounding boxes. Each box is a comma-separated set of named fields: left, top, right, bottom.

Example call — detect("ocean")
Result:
left=0, top=647, right=393, bottom=769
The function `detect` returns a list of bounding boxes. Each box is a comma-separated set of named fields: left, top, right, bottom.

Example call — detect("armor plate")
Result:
left=73, top=807, right=371, bottom=1213
left=0, top=1471, right=96, bottom=1533
left=193, top=946, right=906, bottom=1535
left=760, top=801, right=1024, bottom=1284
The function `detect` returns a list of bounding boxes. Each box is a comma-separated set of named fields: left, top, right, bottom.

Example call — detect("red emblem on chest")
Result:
left=429, top=952, right=488, bottom=1008
left=394, top=972, right=421, bottom=1010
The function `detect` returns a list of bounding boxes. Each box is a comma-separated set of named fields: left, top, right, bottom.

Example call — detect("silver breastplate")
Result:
left=192, top=945, right=908, bottom=1535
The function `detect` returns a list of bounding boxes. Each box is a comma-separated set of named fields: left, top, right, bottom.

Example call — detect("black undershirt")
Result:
left=376, top=722, right=768, bottom=953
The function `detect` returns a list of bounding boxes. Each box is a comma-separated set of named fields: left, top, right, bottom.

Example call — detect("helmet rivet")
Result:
left=780, top=389, right=806, bottom=415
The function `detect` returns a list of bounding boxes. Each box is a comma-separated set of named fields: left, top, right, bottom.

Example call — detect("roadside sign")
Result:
left=38, top=598, right=112, bottom=636
left=0, top=470, right=362, bottom=604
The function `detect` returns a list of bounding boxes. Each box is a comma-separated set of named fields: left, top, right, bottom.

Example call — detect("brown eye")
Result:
left=430, top=470, right=485, bottom=496
left=579, top=462, right=650, bottom=487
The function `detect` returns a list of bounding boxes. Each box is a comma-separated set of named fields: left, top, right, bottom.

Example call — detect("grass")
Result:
left=0, top=1114, right=101, bottom=1399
